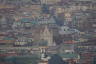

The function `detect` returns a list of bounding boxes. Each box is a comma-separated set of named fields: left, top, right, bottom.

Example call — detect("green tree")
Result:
left=0, top=56, right=6, bottom=62
left=48, top=54, right=68, bottom=64
left=5, top=55, right=40, bottom=64
left=93, top=56, right=96, bottom=64
left=32, top=0, right=39, bottom=3
left=42, top=4, right=50, bottom=14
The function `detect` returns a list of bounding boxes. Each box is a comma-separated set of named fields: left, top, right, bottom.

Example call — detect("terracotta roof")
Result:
left=0, top=40, right=15, bottom=44
left=64, top=40, right=76, bottom=44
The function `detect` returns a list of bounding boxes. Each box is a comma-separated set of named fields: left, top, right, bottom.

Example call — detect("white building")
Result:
left=59, top=26, right=70, bottom=35
left=40, top=0, right=61, bottom=4
left=38, top=18, right=56, bottom=25
left=15, top=36, right=33, bottom=46
left=59, top=26, right=80, bottom=35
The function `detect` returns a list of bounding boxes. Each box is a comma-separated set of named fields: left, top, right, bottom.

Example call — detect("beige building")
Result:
left=38, top=61, right=48, bottom=64
left=40, top=26, right=54, bottom=46
left=0, top=4, right=15, bottom=9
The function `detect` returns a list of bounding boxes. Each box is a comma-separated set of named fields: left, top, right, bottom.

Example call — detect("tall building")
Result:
left=40, top=26, right=54, bottom=46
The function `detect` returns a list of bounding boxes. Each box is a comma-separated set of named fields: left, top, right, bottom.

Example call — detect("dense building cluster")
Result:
left=0, top=0, right=96, bottom=64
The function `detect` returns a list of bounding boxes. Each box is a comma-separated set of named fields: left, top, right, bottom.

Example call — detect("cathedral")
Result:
left=40, top=26, right=54, bottom=46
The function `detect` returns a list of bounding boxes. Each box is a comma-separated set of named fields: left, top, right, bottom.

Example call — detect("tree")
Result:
left=48, top=54, right=68, bottom=64
left=0, top=56, right=6, bottom=62
left=5, top=55, right=40, bottom=64
left=93, top=56, right=96, bottom=64
left=42, top=4, right=50, bottom=14
left=53, top=35, right=63, bottom=45
left=53, top=15, right=64, bottom=26
left=39, top=40, right=48, bottom=46
left=32, top=0, right=40, bottom=3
